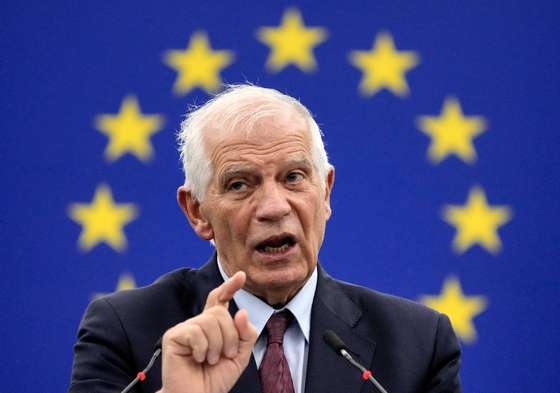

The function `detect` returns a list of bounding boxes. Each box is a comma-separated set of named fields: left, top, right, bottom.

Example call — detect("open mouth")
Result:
left=255, top=234, right=296, bottom=255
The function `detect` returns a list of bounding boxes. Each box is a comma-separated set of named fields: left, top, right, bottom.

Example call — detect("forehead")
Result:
left=204, top=108, right=312, bottom=170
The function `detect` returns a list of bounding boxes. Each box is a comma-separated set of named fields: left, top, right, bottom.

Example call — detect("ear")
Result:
left=323, top=166, right=335, bottom=220
left=177, top=186, right=214, bottom=240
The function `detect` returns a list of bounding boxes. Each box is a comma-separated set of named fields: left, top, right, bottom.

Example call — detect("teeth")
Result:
left=262, top=243, right=290, bottom=254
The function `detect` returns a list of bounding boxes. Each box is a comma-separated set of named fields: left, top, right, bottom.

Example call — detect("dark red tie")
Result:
left=258, top=310, right=295, bottom=393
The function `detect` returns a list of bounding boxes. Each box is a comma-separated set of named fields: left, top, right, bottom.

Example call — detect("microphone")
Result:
left=323, top=330, right=389, bottom=393
left=153, top=336, right=163, bottom=351
left=323, top=329, right=348, bottom=353
left=119, top=337, right=163, bottom=393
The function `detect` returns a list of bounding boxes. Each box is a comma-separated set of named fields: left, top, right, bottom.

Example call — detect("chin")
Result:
left=249, top=265, right=310, bottom=295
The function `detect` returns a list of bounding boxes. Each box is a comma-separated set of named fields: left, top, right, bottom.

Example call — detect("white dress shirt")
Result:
left=217, top=257, right=317, bottom=393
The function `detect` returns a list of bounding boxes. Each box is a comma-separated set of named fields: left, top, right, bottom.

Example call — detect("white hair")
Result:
left=177, top=84, right=331, bottom=201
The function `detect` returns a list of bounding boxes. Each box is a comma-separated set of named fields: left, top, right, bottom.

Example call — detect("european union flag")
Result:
left=2, top=1, right=559, bottom=392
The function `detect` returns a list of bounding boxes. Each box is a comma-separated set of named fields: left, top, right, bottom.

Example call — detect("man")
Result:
left=68, top=85, right=461, bottom=393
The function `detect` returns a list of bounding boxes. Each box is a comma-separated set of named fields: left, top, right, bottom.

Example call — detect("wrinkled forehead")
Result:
left=203, top=104, right=311, bottom=155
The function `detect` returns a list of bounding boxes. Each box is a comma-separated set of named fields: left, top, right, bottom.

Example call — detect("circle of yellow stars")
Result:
left=66, top=7, right=516, bottom=342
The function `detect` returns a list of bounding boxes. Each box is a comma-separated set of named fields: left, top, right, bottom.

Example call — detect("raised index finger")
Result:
left=205, top=271, right=246, bottom=309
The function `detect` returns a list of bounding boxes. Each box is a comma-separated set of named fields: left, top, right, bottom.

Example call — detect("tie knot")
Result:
left=265, top=310, right=293, bottom=344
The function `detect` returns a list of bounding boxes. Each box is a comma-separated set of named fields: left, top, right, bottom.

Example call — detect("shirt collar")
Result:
left=217, top=255, right=317, bottom=342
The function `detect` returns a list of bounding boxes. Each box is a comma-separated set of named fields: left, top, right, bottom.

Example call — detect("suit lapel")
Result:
left=304, top=265, right=377, bottom=393
left=230, top=356, right=262, bottom=393
left=228, top=293, right=262, bottom=393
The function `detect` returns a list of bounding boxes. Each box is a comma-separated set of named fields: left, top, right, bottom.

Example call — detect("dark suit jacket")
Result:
left=68, top=255, right=461, bottom=393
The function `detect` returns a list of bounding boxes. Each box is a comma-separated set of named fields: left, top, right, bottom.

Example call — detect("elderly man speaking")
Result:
left=68, top=85, right=461, bottom=393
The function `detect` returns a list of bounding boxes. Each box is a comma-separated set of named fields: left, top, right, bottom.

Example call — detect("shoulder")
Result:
left=322, top=274, right=448, bottom=340
left=89, top=265, right=218, bottom=327
left=326, top=274, right=440, bottom=319
left=319, top=274, right=461, bottom=390
left=69, top=268, right=208, bottom=392
left=80, top=268, right=192, bottom=332
left=75, top=265, right=216, bottom=362
left=84, top=265, right=215, bottom=334
left=98, top=268, right=192, bottom=307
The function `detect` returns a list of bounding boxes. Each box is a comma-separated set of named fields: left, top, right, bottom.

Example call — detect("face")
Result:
left=178, top=109, right=334, bottom=305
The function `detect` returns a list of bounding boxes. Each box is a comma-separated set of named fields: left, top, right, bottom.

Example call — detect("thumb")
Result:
left=234, top=309, right=257, bottom=363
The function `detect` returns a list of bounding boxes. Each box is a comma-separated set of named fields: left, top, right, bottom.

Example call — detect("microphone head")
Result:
left=323, top=330, right=348, bottom=355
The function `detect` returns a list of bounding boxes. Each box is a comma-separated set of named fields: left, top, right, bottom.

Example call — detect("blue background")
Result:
left=2, top=1, right=559, bottom=392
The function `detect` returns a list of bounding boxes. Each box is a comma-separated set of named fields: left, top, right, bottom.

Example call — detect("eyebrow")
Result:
left=284, top=157, right=313, bottom=171
left=219, top=157, right=314, bottom=185
left=219, top=166, right=255, bottom=185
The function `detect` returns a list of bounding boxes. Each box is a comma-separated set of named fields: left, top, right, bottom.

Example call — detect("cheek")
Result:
left=223, top=207, right=252, bottom=244
left=313, top=200, right=329, bottom=241
left=300, top=197, right=326, bottom=239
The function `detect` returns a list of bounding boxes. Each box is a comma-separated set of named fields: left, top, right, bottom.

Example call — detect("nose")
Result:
left=255, top=180, right=291, bottom=222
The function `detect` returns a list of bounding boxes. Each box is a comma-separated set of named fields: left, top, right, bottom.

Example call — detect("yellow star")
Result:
left=92, top=272, right=137, bottom=299
left=417, top=98, right=487, bottom=164
left=115, top=272, right=137, bottom=291
left=443, top=187, right=512, bottom=254
left=420, top=276, right=487, bottom=343
left=164, top=31, right=234, bottom=95
left=68, top=184, right=138, bottom=252
left=257, top=8, right=327, bottom=72
left=349, top=32, right=419, bottom=97
left=95, top=96, right=164, bottom=162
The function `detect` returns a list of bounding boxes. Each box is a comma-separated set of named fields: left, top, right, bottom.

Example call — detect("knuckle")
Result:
left=206, top=286, right=221, bottom=302
left=225, top=326, right=239, bottom=341
left=190, top=326, right=206, bottom=347
left=162, top=330, right=172, bottom=346
left=162, top=322, right=182, bottom=344
left=206, top=305, right=230, bottom=318
left=195, top=313, right=214, bottom=328
left=187, top=321, right=201, bottom=334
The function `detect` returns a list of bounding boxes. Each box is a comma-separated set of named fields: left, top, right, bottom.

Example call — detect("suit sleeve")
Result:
left=68, top=297, right=136, bottom=393
left=423, top=313, right=462, bottom=393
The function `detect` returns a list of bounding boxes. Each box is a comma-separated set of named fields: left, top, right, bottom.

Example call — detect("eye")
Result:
left=227, top=180, right=248, bottom=192
left=286, top=171, right=305, bottom=183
